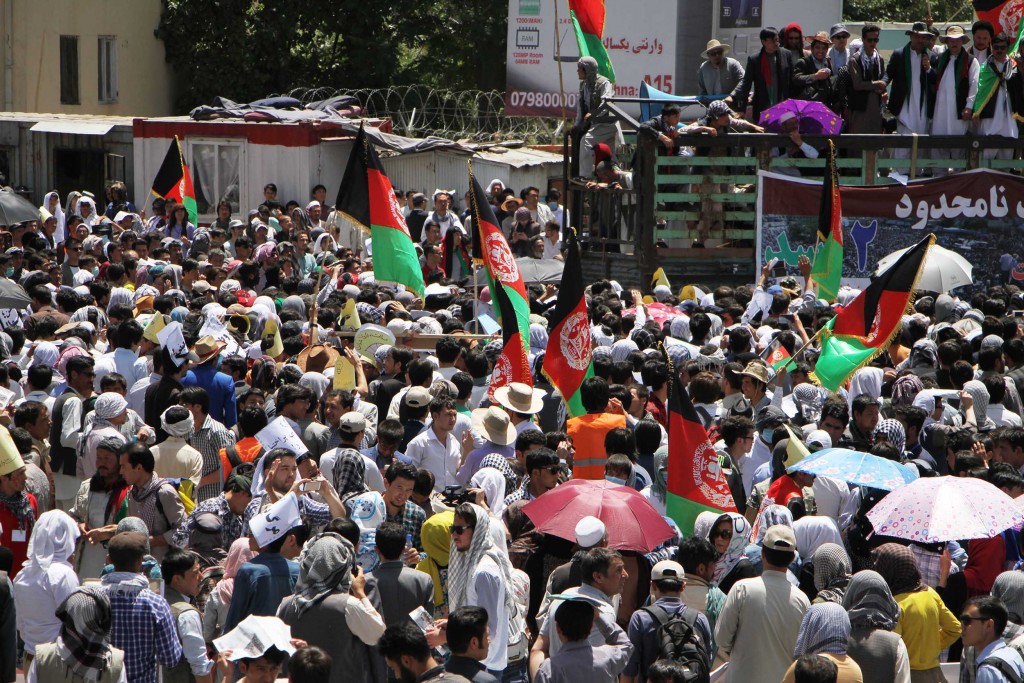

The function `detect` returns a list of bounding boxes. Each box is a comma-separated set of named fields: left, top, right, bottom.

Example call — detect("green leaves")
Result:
left=156, top=0, right=508, bottom=111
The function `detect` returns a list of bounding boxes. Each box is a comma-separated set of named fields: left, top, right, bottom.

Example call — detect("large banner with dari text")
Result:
left=756, top=168, right=1024, bottom=292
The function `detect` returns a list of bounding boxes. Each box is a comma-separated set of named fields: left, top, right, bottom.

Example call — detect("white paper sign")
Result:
left=248, top=492, right=302, bottom=548
left=354, top=324, right=396, bottom=362
left=213, top=615, right=298, bottom=662
left=0, top=309, right=20, bottom=330
left=255, top=417, right=309, bottom=457
left=156, top=321, right=190, bottom=367
left=198, top=311, right=240, bottom=358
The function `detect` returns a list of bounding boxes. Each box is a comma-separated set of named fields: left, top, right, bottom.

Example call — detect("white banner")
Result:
left=505, top=0, right=678, bottom=118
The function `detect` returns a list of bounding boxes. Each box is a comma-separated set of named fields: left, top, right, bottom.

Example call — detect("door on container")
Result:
left=54, top=149, right=105, bottom=204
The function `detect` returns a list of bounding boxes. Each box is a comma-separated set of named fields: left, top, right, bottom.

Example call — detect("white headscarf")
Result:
left=848, top=367, right=884, bottom=412
left=77, top=196, right=99, bottom=226
left=42, top=191, right=66, bottom=244
left=793, top=516, right=844, bottom=559
left=20, top=510, right=80, bottom=577
left=470, top=468, right=508, bottom=516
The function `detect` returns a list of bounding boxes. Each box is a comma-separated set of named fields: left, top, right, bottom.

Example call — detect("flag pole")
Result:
left=554, top=0, right=568, bottom=122
left=790, top=325, right=825, bottom=365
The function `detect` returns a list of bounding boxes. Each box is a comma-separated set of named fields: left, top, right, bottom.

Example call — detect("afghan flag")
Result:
left=810, top=140, right=843, bottom=303
left=569, top=0, right=616, bottom=82
left=973, top=16, right=1024, bottom=117
left=469, top=167, right=532, bottom=398
left=666, top=373, right=738, bottom=533
left=151, top=136, right=198, bottom=227
left=336, top=125, right=424, bottom=296
left=763, top=337, right=794, bottom=372
left=542, top=229, right=593, bottom=418
left=811, top=234, right=933, bottom=391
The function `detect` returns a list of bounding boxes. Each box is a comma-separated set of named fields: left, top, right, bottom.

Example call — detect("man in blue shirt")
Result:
left=183, top=336, right=237, bottom=429
left=962, top=595, right=1024, bottom=683
left=223, top=523, right=309, bottom=633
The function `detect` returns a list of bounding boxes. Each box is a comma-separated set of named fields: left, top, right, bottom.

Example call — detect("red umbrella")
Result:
left=522, top=479, right=674, bottom=553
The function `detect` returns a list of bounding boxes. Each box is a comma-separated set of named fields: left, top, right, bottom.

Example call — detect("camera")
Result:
left=440, top=486, right=476, bottom=507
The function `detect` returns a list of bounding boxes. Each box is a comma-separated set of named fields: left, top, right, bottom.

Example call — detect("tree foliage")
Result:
left=843, top=0, right=975, bottom=23
left=155, top=0, right=508, bottom=113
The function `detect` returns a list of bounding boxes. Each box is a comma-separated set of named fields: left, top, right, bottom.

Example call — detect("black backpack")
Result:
left=981, top=655, right=1024, bottom=683
left=642, top=604, right=710, bottom=683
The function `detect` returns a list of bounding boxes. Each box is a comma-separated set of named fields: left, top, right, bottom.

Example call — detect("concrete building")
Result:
left=0, top=0, right=174, bottom=117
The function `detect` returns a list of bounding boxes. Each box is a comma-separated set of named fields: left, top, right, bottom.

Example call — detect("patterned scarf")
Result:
left=812, top=543, right=852, bottom=604
left=0, top=489, right=34, bottom=523
left=55, top=585, right=114, bottom=682
left=873, top=542, right=925, bottom=595
left=291, top=532, right=354, bottom=619
left=707, top=512, right=751, bottom=586
left=793, top=603, right=851, bottom=656
left=842, top=569, right=901, bottom=630
left=447, top=503, right=517, bottom=616
left=760, top=50, right=777, bottom=106
left=129, top=475, right=166, bottom=533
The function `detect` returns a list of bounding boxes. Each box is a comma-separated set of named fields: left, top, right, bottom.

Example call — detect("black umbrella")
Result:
left=515, top=257, right=564, bottom=284
left=0, top=279, right=31, bottom=309
left=0, top=187, right=43, bottom=226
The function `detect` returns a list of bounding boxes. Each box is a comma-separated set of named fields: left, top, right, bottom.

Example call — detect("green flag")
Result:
left=973, top=17, right=1024, bottom=117
left=569, top=0, right=616, bottom=82
left=810, top=140, right=843, bottom=302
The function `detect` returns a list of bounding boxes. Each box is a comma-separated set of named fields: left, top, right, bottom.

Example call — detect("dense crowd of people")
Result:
left=0, top=175, right=1022, bottom=683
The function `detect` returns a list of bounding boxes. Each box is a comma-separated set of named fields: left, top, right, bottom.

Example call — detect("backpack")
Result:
left=980, top=656, right=1024, bottom=683
left=642, top=604, right=710, bottom=683
left=154, top=478, right=197, bottom=519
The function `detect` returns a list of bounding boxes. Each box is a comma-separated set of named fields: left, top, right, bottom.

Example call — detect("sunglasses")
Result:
left=864, top=38, right=880, bottom=43
left=959, top=614, right=989, bottom=625
left=451, top=525, right=472, bottom=535
left=713, top=528, right=734, bottom=540
left=546, top=465, right=562, bottom=474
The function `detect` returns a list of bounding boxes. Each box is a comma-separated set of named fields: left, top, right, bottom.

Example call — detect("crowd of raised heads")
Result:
left=1, top=178, right=1024, bottom=683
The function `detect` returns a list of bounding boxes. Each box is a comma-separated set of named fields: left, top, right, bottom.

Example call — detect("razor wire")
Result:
left=284, top=86, right=567, bottom=144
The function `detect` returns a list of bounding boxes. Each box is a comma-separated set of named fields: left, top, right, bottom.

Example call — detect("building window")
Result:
left=188, top=140, right=243, bottom=218
left=59, top=36, right=79, bottom=105
left=97, top=37, right=118, bottom=103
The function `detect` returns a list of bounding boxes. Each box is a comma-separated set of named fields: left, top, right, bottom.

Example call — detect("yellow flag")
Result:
left=339, top=298, right=361, bottom=330
left=263, top=319, right=284, bottom=358
left=0, top=425, right=24, bottom=476
left=333, top=355, right=356, bottom=390
left=652, top=267, right=670, bottom=291
left=143, top=313, right=166, bottom=344
left=784, top=424, right=811, bottom=470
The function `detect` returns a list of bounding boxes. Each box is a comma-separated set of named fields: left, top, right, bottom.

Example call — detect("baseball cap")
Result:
left=191, top=281, right=212, bottom=296
left=762, top=524, right=798, bottom=551
left=574, top=516, right=607, bottom=548
left=651, top=560, right=686, bottom=582
left=339, top=412, right=367, bottom=434
left=404, top=386, right=432, bottom=408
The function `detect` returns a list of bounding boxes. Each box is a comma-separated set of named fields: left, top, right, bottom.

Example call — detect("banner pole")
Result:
left=554, top=0, right=568, bottom=122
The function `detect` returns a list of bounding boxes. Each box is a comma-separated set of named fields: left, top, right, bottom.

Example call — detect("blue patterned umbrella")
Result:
left=787, top=447, right=918, bottom=491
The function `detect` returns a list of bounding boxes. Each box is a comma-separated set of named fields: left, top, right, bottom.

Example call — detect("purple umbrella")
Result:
left=759, top=100, right=843, bottom=136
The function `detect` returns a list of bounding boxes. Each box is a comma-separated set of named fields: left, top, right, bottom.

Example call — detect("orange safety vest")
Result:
left=566, top=412, right=628, bottom=480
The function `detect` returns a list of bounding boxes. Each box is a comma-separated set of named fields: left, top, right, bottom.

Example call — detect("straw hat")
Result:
left=471, top=406, right=517, bottom=446
left=940, top=25, right=970, bottom=44
left=192, top=335, right=227, bottom=364
left=806, top=31, right=831, bottom=46
left=701, top=39, right=730, bottom=58
left=501, top=197, right=524, bottom=213
left=493, top=382, right=546, bottom=415
left=296, top=344, right=341, bottom=374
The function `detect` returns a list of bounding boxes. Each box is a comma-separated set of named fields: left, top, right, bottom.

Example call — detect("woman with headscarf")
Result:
left=27, top=585, right=125, bottom=683
left=811, top=543, right=852, bottom=605
left=873, top=543, right=961, bottom=680
left=441, top=226, right=470, bottom=281
left=471, top=467, right=508, bottom=517
left=842, top=569, right=912, bottom=683
left=963, top=379, right=997, bottom=432
left=958, top=571, right=1024, bottom=683
left=703, top=511, right=755, bottom=594
left=416, top=510, right=454, bottom=617
left=12, top=510, right=81, bottom=659
left=448, top=502, right=521, bottom=675
left=41, top=191, right=66, bottom=245
left=574, top=56, right=623, bottom=177
left=781, top=603, right=864, bottom=683
left=203, top=538, right=257, bottom=642
left=874, top=419, right=907, bottom=456
left=794, top=516, right=844, bottom=561
left=640, top=447, right=668, bottom=516
left=277, top=532, right=385, bottom=683
left=77, top=196, right=99, bottom=228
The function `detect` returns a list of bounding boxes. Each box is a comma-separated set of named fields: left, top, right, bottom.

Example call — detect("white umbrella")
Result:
left=875, top=243, right=972, bottom=292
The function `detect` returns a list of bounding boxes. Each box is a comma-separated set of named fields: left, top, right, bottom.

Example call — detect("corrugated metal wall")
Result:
left=0, top=120, right=134, bottom=205
left=381, top=150, right=560, bottom=197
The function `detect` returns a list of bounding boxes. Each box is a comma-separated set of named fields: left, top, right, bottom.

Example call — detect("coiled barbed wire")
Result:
left=283, top=86, right=567, bottom=144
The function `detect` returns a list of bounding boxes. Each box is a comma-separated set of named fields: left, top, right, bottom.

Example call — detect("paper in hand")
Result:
left=213, top=615, right=297, bottom=662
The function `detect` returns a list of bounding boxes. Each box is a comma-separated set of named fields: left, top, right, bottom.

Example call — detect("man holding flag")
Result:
left=974, top=30, right=1024, bottom=160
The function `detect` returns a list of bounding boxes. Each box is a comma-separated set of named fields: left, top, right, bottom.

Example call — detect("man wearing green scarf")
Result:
left=931, top=25, right=980, bottom=176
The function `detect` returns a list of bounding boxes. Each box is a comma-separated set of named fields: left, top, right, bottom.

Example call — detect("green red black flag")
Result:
left=469, top=166, right=532, bottom=397
left=542, top=229, right=593, bottom=417
left=336, top=125, right=423, bottom=296
left=665, top=372, right=738, bottom=533
left=809, top=140, right=843, bottom=302
left=151, top=136, right=198, bottom=226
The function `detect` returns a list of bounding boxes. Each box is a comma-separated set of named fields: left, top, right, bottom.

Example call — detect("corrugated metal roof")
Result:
left=0, top=112, right=136, bottom=127
left=468, top=146, right=564, bottom=168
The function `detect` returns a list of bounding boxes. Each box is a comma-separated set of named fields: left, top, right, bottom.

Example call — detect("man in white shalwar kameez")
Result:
left=930, top=26, right=979, bottom=175
left=889, top=25, right=936, bottom=171
left=977, top=34, right=1021, bottom=161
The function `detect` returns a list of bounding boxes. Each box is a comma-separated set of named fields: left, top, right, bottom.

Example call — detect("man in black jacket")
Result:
left=792, top=31, right=836, bottom=108
left=405, top=193, right=428, bottom=244
left=886, top=21, right=937, bottom=160
left=727, top=27, right=795, bottom=123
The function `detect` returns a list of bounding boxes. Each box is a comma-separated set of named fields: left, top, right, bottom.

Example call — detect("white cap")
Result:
left=575, top=516, right=607, bottom=548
